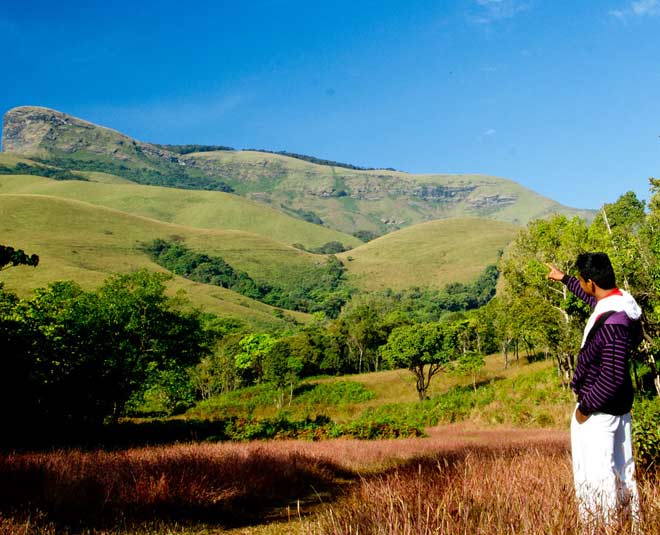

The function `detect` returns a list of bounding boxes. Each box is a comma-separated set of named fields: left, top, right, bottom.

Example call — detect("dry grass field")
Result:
left=1, top=424, right=657, bottom=535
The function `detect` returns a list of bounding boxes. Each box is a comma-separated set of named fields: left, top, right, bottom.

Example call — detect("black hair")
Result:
left=575, top=252, right=616, bottom=289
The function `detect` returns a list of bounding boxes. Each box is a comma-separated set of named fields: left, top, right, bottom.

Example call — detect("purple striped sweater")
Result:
left=563, top=275, right=636, bottom=416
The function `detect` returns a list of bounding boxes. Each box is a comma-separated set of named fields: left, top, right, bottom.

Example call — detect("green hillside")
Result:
left=2, top=106, right=595, bottom=238
left=337, top=218, right=518, bottom=291
left=0, top=171, right=362, bottom=250
left=186, top=149, right=594, bottom=234
left=0, top=193, right=323, bottom=330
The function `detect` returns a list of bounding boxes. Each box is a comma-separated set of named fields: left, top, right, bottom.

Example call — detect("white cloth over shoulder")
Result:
left=581, top=289, right=641, bottom=348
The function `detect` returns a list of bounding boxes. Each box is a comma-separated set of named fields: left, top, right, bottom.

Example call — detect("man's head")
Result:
left=575, top=252, right=616, bottom=291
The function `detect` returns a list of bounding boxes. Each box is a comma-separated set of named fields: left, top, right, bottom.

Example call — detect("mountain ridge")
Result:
left=2, top=106, right=595, bottom=235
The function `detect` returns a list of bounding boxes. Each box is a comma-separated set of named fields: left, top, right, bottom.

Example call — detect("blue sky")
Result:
left=1, top=0, right=659, bottom=209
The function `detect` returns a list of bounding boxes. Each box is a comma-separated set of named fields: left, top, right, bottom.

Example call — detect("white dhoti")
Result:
left=571, top=405, right=640, bottom=529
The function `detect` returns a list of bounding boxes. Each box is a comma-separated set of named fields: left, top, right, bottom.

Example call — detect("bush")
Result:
left=333, top=416, right=425, bottom=440
left=295, top=381, right=375, bottom=406
left=632, top=396, right=660, bottom=470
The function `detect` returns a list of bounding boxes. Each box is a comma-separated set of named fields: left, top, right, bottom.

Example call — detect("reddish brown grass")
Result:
left=303, top=434, right=660, bottom=535
left=0, top=425, right=657, bottom=535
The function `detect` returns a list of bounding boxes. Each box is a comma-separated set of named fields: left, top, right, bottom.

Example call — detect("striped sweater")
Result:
left=563, top=275, right=640, bottom=416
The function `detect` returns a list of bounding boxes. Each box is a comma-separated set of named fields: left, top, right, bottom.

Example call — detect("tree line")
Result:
left=0, top=249, right=501, bottom=433
left=142, top=239, right=353, bottom=318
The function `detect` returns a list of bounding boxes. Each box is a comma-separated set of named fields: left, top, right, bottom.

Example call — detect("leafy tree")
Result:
left=339, top=296, right=392, bottom=373
left=498, top=215, right=590, bottom=383
left=234, top=333, right=276, bottom=385
left=0, top=245, right=39, bottom=271
left=443, top=318, right=487, bottom=392
left=96, top=270, right=210, bottom=419
left=190, top=335, right=243, bottom=399
left=263, top=338, right=304, bottom=407
left=380, top=322, right=455, bottom=400
left=0, top=270, right=210, bottom=430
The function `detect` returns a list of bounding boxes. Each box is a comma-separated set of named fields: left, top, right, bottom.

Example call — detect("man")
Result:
left=546, top=252, right=641, bottom=529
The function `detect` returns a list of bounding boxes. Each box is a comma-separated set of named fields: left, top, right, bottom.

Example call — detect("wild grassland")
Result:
left=0, top=354, right=656, bottom=534
left=0, top=193, right=311, bottom=329
left=337, top=217, right=517, bottom=290
left=0, top=173, right=361, bottom=249
left=1, top=426, right=657, bottom=535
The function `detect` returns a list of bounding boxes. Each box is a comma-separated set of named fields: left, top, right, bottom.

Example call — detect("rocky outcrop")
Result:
left=2, top=106, right=66, bottom=154
left=2, top=106, right=182, bottom=166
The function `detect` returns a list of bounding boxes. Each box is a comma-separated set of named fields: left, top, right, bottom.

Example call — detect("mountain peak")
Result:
left=2, top=106, right=101, bottom=154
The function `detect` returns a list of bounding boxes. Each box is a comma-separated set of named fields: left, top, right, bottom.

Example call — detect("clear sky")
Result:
left=1, top=0, right=659, bottom=209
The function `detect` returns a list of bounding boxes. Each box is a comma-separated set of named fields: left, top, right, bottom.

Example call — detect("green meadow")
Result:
left=337, top=217, right=517, bottom=290
left=0, top=169, right=362, bottom=249
left=0, top=192, right=315, bottom=329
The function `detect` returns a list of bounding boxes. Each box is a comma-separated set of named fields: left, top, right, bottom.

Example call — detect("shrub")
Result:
left=295, top=381, right=375, bottom=406
left=632, top=396, right=660, bottom=470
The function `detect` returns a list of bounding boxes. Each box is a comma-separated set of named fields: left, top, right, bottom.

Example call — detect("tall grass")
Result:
left=305, top=442, right=660, bottom=535
left=0, top=442, right=349, bottom=534
left=0, top=426, right=657, bottom=534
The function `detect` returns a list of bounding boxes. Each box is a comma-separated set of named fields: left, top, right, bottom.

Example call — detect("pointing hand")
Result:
left=545, top=263, right=565, bottom=282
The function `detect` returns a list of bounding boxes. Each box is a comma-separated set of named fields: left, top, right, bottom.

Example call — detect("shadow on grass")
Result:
left=1, top=415, right=335, bottom=452
left=0, top=444, right=356, bottom=533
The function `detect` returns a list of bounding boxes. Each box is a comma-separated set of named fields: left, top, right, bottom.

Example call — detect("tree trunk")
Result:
left=646, top=352, right=660, bottom=397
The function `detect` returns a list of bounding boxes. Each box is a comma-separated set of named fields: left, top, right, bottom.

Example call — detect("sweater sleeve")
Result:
left=562, top=274, right=597, bottom=308
left=574, top=324, right=631, bottom=415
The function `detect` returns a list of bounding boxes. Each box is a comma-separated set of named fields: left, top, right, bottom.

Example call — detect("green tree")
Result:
left=2, top=270, right=211, bottom=429
left=0, top=245, right=39, bottom=271
left=96, top=270, right=210, bottom=419
left=263, top=338, right=304, bottom=407
left=444, top=318, right=486, bottom=392
left=235, top=333, right=276, bottom=385
left=498, top=215, right=590, bottom=382
left=380, top=322, right=454, bottom=400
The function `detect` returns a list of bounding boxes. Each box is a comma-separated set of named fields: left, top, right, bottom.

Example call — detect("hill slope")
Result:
left=0, top=168, right=362, bottom=250
left=0, top=192, right=326, bottom=329
left=185, top=149, right=594, bottom=234
left=2, top=106, right=595, bottom=236
left=337, top=218, right=518, bottom=291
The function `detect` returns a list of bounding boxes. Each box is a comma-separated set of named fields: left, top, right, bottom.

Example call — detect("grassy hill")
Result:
left=2, top=106, right=595, bottom=238
left=336, top=218, right=518, bottom=291
left=186, top=149, right=594, bottom=234
left=0, top=192, right=325, bottom=330
left=0, top=175, right=519, bottom=298
left=0, top=168, right=362, bottom=250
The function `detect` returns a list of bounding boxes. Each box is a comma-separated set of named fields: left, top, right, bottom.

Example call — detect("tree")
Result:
left=498, top=215, right=590, bottom=383
left=380, top=322, right=454, bottom=400
left=234, top=333, right=276, bottom=385
left=1, top=270, right=211, bottom=430
left=340, top=295, right=406, bottom=373
left=0, top=245, right=39, bottom=271
left=96, top=270, right=210, bottom=419
left=263, top=338, right=304, bottom=407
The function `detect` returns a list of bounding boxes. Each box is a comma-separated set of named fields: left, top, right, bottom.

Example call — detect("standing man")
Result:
left=546, top=252, right=641, bottom=529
